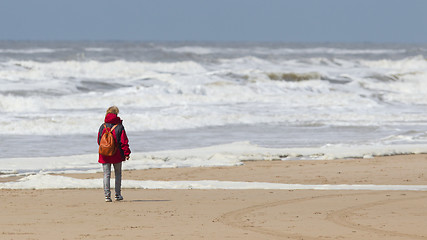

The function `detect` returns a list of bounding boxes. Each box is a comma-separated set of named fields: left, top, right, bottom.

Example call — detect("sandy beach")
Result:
left=1, top=154, right=427, bottom=240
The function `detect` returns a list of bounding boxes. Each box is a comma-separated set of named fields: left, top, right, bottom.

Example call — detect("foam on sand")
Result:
left=1, top=142, right=427, bottom=177
left=1, top=173, right=427, bottom=191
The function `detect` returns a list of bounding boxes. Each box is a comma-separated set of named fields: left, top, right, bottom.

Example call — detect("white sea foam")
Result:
left=167, top=46, right=215, bottom=55
left=84, top=47, right=111, bottom=52
left=2, top=55, right=427, bottom=135
left=0, top=60, right=205, bottom=83
left=1, top=42, right=427, bottom=161
left=163, top=46, right=406, bottom=56
left=1, top=173, right=426, bottom=191
left=262, top=47, right=407, bottom=56
left=1, top=142, right=426, bottom=177
left=0, top=48, right=68, bottom=54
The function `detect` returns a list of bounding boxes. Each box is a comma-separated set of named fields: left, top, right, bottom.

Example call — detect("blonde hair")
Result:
left=106, top=106, right=119, bottom=115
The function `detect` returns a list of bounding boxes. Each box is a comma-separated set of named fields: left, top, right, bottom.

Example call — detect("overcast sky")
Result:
left=0, top=0, right=426, bottom=43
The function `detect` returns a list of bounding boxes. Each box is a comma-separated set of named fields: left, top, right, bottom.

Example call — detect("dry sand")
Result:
left=1, top=154, right=427, bottom=239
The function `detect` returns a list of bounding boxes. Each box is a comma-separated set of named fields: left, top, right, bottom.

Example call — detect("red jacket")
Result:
left=98, top=113, right=131, bottom=164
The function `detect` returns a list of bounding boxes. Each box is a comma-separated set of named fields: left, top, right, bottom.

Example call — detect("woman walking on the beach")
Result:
left=98, top=106, right=131, bottom=202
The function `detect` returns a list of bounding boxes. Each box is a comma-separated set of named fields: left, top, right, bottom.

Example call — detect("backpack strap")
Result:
left=98, top=123, right=120, bottom=145
left=104, top=123, right=117, bottom=132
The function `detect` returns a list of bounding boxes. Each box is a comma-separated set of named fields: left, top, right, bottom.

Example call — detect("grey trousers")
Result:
left=102, top=162, right=122, bottom=197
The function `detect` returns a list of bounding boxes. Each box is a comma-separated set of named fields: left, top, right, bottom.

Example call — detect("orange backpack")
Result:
left=99, top=124, right=118, bottom=156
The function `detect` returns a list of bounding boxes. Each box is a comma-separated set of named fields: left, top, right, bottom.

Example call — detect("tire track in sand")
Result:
left=219, top=192, right=426, bottom=239
left=327, top=195, right=427, bottom=239
left=219, top=192, right=368, bottom=239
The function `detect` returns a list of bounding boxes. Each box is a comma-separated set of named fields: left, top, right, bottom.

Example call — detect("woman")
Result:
left=98, top=106, right=131, bottom=202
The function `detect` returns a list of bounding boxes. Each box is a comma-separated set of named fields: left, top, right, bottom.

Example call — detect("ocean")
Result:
left=2, top=41, right=427, bottom=176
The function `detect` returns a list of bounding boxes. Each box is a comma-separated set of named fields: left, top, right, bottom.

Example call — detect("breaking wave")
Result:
left=1, top=42, right=427, bottom=159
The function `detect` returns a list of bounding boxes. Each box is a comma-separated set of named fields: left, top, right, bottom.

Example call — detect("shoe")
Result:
left=115, top=194, right=124, bottom=201
left=105, top=197, right=112, bottom=202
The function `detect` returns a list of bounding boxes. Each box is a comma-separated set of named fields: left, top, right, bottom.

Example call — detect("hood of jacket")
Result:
left=105, top=113, right=123, bottom=125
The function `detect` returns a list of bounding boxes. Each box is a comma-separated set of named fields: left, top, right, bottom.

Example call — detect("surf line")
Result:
left=1, top=175, right=427, bottom=191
